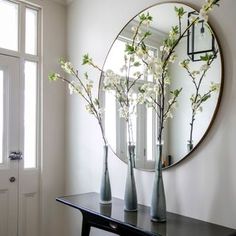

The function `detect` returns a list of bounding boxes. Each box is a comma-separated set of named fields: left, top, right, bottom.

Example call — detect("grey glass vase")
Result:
left=100, top=145, right=112, bottom=204
left=151, top=144, right=166, bottom=222
left=124, top=144, right=137, bottom=211
left=187, top=142, right=193, bottom=152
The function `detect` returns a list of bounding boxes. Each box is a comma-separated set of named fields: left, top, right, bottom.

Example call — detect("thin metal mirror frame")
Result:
left=98, top=1, right=224, bottom=172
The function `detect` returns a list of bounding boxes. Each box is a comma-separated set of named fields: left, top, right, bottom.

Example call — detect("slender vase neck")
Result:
left=128, top=144, right=135, bottom=171
left=103, top=145, right=108, bottom=169
left=156, top=144, right=163, bottom=172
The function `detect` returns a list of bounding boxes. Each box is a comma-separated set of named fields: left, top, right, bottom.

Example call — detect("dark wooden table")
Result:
left=56, top=192, right=235, bottom=236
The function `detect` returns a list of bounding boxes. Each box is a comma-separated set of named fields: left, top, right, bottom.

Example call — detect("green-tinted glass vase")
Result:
left=100, top=145, right=112, bottom=204
left=124, top=144, right=137, bottom=211
left=151, top=144, right=166, bottom=222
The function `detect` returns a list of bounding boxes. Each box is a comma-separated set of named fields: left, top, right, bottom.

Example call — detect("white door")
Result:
left=0, top=54, right=40, bottom=236
left=0, top=55, right=20, bottom=236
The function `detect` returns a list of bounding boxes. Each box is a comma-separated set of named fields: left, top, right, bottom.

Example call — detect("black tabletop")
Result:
left=56, top=192, right=235, bottom=236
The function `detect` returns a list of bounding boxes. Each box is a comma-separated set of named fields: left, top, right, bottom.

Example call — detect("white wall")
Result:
left=65, top=0, right=236, bottom=235
left=26, top=1, right=67, bottom=236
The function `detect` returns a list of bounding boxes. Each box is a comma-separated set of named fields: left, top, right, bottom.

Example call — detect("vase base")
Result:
left=100, top=200, right=112, bottom=205
left=124, top=208, right=138, bottom=212
left=151, top=217, right=166, bottom=223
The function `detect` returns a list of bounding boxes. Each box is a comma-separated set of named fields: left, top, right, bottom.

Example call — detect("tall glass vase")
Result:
left=100, top=145, right=112, bottom=204
left=124, top=144, right=137, bottom=211
left=151, top=144, right=166, bottom=222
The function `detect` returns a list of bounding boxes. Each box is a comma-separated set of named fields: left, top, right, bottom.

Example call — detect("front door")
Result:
left=0, top=54, right=20, bottom=236
left=0, top=54, right=40, bottom=236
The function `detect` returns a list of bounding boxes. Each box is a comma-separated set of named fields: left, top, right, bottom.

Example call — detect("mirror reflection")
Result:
left=101, top=3, right=222, bottom=171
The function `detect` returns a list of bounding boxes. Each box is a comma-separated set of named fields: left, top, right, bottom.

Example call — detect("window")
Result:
left=0, top=0, right=18, bottom=51
left=104, top=38, right=158, bottom=166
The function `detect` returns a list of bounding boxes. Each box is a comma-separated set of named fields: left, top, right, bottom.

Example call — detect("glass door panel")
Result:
left=24, top=61, right=37, bottom=168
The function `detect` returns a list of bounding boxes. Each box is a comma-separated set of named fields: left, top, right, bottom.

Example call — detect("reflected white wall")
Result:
left=168, top=38, right=221, bottom=163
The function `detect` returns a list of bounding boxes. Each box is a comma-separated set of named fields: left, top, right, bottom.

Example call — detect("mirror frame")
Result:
left=98, top=1, right=224, bottom=171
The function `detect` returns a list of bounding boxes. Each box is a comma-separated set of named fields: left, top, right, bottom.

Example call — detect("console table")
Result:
left=56, top=192, right=235, bottom=236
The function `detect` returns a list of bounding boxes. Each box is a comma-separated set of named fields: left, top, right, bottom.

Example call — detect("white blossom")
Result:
left=210, top=82, right=220, bottom=91
left=119, top=106, right=129, bottom=119
left=199, top=9, right=208, bottom=22
left=103, top=70, right=121, bottom=89
left=200, top=64, right=210, bottom=72
left=61, top=61, right=73, bottom=74
left=169, top=54, right=177, bottom=63
left=85, top=104, right=94, bottom=115
left=131, top=26, right=138, bottom=32
left=136, top=48, right=145, bottom=59
left=120, top=65, right=128, bottom=73
left=192, top=70, right=200, bottom=77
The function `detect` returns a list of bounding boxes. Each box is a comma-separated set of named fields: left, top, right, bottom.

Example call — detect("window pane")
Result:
left=146, top=107, right=154, bottom=161
left=105, top=91, right=116, bottom=151
left=0, top=0, right=18, bottom=51
left=104, top=39, right=143, bottom=78
left=25, top=8, right=38, bottom=55
left=0, top=71, right=3, bottom=163
left=147, top=50, right=155, bottom=82
left=24, top=61, right=37, bottom=168
left=127, top=94, right=137, bottom=146
left=104, top=39, right=126, bottom=75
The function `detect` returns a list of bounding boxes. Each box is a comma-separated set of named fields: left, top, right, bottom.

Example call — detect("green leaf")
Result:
left=133, top=62, right=141, bottom=67
left=172, top=26, right=179, bottom=34
left=201, top=94, right=211, bottom=102
left=82, top=54, right=93, bottom=65
left=84, top=72, right=88, bottom=79
left=59, top=58, right=65, bottom=65
left=171, top=88, right=182, bottom=97
left=125, top=44, right=135, bottom=54
left=139, top=12, right=153, bottom=22
left=94, top=98, right=99, bottom=105
left=174, top=6, right=186, bottom=17
left=200, top=53, right=214, bottom=62
left=144, top=31, right=152, bottom=37
left=141, top=42, right=147, bottom=51
left=138, top=87, right=145, bottom=93
left=48, top=72, right=59, bottom=81
left=213, top=0, right=220, bottom=6
left=139, top=13, right=146, bottom=21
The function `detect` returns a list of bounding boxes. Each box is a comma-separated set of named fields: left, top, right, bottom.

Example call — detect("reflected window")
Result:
left=104, top=38, right=158, bottom=164
left=105, top=91, right=116, bottom=151
left=146, top=107, right=154, bottom=161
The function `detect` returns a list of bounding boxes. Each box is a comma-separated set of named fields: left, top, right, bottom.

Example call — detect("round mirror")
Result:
left=100, top=2, right=223, bottom=171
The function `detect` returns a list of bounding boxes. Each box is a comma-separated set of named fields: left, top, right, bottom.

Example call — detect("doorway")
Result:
left=0, top=1, right=41, bottom=235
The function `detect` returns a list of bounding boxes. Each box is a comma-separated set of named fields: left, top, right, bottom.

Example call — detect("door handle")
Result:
left=8, top=151, right=23, bottom=160
left=9, top=177, right=16, bottom=182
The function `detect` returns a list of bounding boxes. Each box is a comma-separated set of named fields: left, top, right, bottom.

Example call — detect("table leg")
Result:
left=81, top=219, right=91, bottom=236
